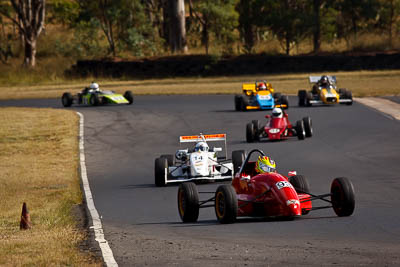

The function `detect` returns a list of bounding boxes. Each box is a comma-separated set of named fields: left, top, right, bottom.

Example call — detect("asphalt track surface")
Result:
left=2, top=96, right=400, bottom=266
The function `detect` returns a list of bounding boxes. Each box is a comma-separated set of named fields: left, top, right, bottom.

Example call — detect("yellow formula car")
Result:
left=298, top=76, right=353, bottom=106
left=234, top=80, right=289, bottom=111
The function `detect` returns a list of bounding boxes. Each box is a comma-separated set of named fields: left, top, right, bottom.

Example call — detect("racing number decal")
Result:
left=276, top=181, right=293, bottom=190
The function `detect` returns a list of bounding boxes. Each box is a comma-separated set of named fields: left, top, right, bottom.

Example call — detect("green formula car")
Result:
left=61, top=82, right=134, bottom=107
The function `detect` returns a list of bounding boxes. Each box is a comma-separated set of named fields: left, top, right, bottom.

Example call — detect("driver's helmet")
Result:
left=255, top=156, right=276, bottom=174
left=194, top=142, right=209, bottom=152
left=258, top=83, right=267, bottom=90
left=272, top=107, right=283, bottom=118
left=90, top=82, right=100, bottom=91
left=320, top=76, right=329, bottom=86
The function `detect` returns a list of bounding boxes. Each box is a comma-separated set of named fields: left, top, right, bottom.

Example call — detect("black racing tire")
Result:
left=155, top=157, right=168, bottom=187
left=240, top=96, right=249, bottom=111
left=273, top=92, right=282, bottom=100
left=234, top=95, right=242, bottom=111
left=252, top=120, right=261, bottom=141
left=232, top=150, right=246, bottom=174
left=289, top=175, right=310, bottom=194
left=331, top=177, right=355, bottom=217
left=160, top=154, right=174, bottom=166
left=246, top=122, right=255, bottom=143
left=215, top=185, right=238, bottom=224
left=306, top=92, right=313, bottom=106
left=302, top=116, right=313, bottom=137
left=298, top=90, right=306, bottom=107
left=345, top=90, right=353, bottom=105
left=280, top=95, right=289, bottom=109
left=90, top=94, right=100, bottom=106
left=124, top=91, right=134, bottom=104
left=296, top=120, right=305, bottom=140
left=338, top=88, right=347, bottom=95
left=177, top=182, right=199, bottom=222
left=62, top=92, right=73, bottom=107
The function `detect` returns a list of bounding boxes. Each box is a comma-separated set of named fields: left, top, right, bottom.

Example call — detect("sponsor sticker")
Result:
left=286, top=199, right=300, bottom=207
left=276, top=181, right=293, bottom=190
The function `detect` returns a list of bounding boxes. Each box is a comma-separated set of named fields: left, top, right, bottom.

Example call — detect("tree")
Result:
left=189, top=0, right=239, bottom=55
left=0, top=0, right=45, bottom=67
left=166, top=0, right=187, bottom=53
left=262, top=0, right=310, bottom=55
left=76, top=0, right=154, bottom=57
left=334, top=0, right=379, bottom=47
left=376, top=0, right=400, bottom=47
left=236, top=0, right=259, bottom=54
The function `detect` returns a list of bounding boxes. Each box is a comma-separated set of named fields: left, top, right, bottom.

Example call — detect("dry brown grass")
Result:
left=0, top=70, right=398, bottom=100
left=0, top=108, right=100, bottom=266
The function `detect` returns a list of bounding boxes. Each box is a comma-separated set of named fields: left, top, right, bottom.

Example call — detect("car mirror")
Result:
left=265, top=115, right=271, bottom=119
left=213, top=147, right=222, bottom=152
left=288, top=171, right=297, bottom=177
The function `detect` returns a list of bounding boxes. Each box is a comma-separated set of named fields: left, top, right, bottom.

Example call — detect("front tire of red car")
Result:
left=302, top=117, right=313, bottom=137
left=215, top=185, right=237, bottom=224
left=296, top=120, right=305, bottom=140
left=331, top=177, right=355, bottom=217
left=178, top=182, right=199, bottom=223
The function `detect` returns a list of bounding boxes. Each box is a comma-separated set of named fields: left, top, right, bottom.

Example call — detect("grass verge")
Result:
left=0, top=70, right=399, bottom=100
left=0, top=108, right=100, bottom=266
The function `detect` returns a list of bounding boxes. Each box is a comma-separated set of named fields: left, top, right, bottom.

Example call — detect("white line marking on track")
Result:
left=77, top=112, right=118, bottom=267
left=355, top=97, right=400, bottom=121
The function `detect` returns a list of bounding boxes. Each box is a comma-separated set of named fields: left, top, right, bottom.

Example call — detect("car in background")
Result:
left=235, top=80, right=289, bottom=111
left=298, top=76, right=353, bottom=106
left=246, top=106, right=312, bottom=142
left=154, top=134, right=234, bottom=186
left=61, top=83, right=133, bottom=107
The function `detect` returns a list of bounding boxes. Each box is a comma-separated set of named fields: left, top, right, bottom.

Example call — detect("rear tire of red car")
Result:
left=178, top=182, right=199, bottom=223
left=296, top=120, right=305, bottom=140
left=62, top=92, right=73, bottom=107
left=331, top=177, right=355, bottom=217
left=124, top=90, right=134, bottom=104
left=160, top=154, right=174, bottom=166
left=302, top=117, right=313, bottom=137
left=232, top=150, right=246, bottom=174
left=246, top=122, right=255, bottom=143
left=155, top=157, right=168, bottom=187
left=215, top=185, right=237, bottom=224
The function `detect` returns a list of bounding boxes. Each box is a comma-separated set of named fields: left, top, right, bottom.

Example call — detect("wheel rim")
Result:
left=215, top=192, right=225, bottom=219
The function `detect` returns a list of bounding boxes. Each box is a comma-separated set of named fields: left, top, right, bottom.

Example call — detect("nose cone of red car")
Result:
left=273, top=178, right=302, bottom=217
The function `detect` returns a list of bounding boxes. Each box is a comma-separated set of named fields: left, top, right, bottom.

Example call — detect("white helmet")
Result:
left=272, top=108, right=283, bottom=118
left=194, top=142, right=209, bottom=152
left=90, top=82, right=99, bottom=91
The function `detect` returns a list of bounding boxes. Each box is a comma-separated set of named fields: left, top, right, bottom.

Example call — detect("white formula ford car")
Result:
left=154, top=134, right=234, bottom=186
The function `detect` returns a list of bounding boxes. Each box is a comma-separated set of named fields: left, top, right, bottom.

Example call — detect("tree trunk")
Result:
left=168, top=0, right=188, bottom=53
left=6, top=0, right=46, bottom=68
left=202, top=19, right=209, bottom=55
left=24, top=37, right=36, bottom=67
left=313, top=0, right=321, bottom=53
left=240, top=0, right=254, bottom=53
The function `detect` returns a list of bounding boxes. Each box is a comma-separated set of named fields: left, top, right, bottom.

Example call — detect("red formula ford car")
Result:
left=177, top=149, right=355, bottom=224
left=246, top=107, right=312, bottom=142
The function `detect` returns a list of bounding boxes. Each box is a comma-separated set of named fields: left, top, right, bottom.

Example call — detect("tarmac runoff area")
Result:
left=355, top=97, right=400, bottom=120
